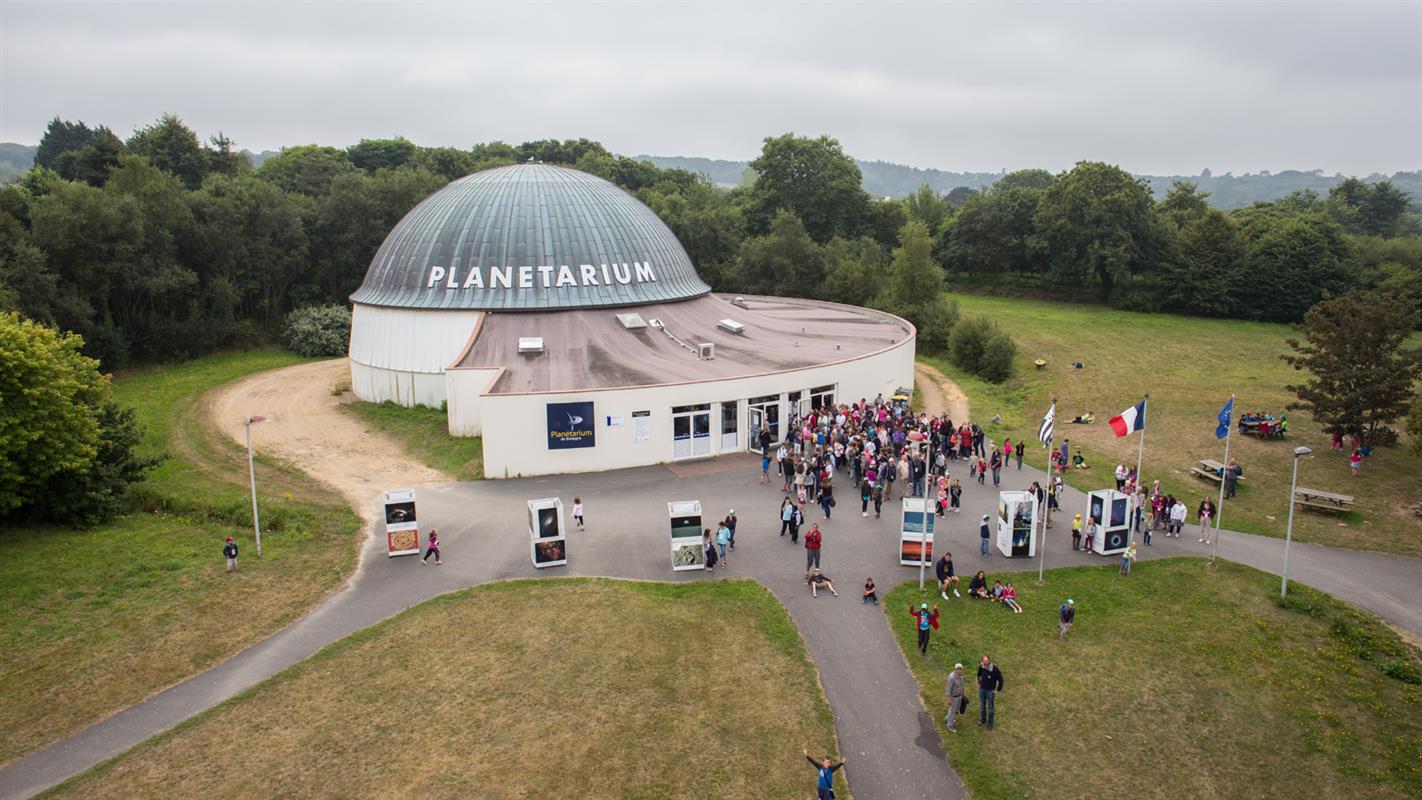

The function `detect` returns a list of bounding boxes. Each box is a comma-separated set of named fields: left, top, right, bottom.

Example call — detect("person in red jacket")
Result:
left=909, top=602, right=940, bottom=654
left=804, top=523, right=823, bottom=577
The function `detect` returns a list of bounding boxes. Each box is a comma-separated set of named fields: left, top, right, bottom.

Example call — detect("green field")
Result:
left=0, top=349, right=359, bottom=765
left=930, top=292, right=1422, bottom=557
left=345, top=399, right=484, bottom=480
left=886, top=560, right=1422, bottom=800
left=43, top=579, right=843, bottom=800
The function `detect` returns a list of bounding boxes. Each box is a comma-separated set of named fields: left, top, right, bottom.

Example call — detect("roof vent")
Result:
left=616, top=312, right=647, bottom=329
left=517, top=336, right=544, bottom=354
left=730, top=296, right=749, bottom=309
left=718, top=318, right=746, bottom=335
left=648, top=318, right=665, bottom=330
left=698, top=342, right=715, bottom=361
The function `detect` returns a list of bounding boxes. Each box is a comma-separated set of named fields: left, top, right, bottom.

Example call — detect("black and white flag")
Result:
left=1038, top=403, right=1055, bottom=446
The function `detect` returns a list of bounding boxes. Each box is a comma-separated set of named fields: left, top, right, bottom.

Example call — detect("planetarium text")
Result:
left=426, top=262, right=657, bottom=290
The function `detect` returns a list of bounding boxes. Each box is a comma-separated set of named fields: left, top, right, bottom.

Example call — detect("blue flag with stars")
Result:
left=1216, top=397, right=1234, bottom=439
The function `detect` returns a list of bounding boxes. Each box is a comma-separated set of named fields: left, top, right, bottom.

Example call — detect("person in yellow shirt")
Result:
left=1071, top=514, right=1084, bottom=550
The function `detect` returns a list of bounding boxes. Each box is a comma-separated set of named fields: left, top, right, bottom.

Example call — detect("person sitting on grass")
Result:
left=807, top=569, right=838, bottom=598
left=968, top=570, right=991, bottom=599
left=1072, top=450, right=1090, bottom=469
left=1001, top=582, right=1023, bottom=613
left=991, top=580, right=1005, bottom=601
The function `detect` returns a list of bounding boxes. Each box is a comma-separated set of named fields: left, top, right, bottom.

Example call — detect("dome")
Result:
left=349, top=163, right=711, bottom=311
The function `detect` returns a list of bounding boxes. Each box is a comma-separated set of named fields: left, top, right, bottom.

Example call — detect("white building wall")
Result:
left=446, top=368, right=502, bottom=436
left=348, top=303, right=483, bottom=408
left=468, top=336, right=914, bottom=478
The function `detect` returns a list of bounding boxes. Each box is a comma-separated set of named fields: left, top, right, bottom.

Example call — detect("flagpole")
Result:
left=1209, top=394, right=1235, bottom=565
left=1038, top=395, right=1056, bottom=584
left=1131, top=394, right=1147, bottom=545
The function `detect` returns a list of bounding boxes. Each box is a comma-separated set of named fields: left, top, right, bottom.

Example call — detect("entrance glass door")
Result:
left=672, top=404, right=711, bottom=460
left=720, top=401, right=739, bottom=452
left=749, top=407, right=765, bottom=451
left=747, top=394, right=781, bottom=445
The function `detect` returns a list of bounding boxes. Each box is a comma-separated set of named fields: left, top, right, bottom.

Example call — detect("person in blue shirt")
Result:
left=803, top=749, right=847, bottom=800
left=714, top=523, right=731, bottom=569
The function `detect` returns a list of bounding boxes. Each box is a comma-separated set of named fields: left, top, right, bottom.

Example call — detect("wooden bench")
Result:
left=1192, top=459, right=1243, bottom=484
left=1294, top=487, right=1354, bottom=513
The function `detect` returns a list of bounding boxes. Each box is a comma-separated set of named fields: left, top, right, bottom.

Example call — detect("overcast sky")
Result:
left=2, top=1, right=1418, bottom=176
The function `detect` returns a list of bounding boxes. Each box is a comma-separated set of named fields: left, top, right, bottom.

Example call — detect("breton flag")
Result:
left=1108, top=399, right=1147, bottom=438
left=1215, top=397, right=1234, bottom=440
left=1038, top=403, right=1055, bottom=445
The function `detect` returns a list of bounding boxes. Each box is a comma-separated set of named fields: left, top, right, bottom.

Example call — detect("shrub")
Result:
left=948, top=315, right=1016, bottom=384
left=282, top=304, right=351, bottom=358
left=1379, top=659, right=1422, bottom=685
left=915, top=296, right=959, bottom=353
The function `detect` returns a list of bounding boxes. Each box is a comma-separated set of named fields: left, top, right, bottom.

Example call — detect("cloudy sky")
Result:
left=2, top=1, right=1418, bottom=175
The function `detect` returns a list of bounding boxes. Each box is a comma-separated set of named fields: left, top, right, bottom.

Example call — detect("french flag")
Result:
left=1108, top=400, right=1146, bottom=438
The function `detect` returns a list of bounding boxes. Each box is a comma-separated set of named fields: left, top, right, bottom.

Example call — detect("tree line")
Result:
left=2, top=115, right=1418, bottom=373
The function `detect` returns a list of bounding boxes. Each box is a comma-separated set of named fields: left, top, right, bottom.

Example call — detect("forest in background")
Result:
left=1, top=114, right=1418, bottom=371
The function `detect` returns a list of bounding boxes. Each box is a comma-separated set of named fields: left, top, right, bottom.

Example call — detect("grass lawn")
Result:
left=42, top=579, right=843, bottom=800
left=927, top=292, right=1422, bottom=557
left=0, top=349, right=360, bottom=765
left=885, top=559, right=1422, bottom=800
left=346, top=399, right=484, bottom=480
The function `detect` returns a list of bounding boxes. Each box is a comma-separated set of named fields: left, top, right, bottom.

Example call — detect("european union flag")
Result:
left=1215, top=397, right=1234, bottom=439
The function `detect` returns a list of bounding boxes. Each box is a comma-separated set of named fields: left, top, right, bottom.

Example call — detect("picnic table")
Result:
left=1294, top=487, right=1354, bottom=512
left=1240, top=419, right=1286, bottom=439
left=1190, top=459, right=1243, bottom=484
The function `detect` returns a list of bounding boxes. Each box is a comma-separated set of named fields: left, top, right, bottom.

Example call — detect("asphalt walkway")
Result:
left=3, top=452, right=1419, bottom=799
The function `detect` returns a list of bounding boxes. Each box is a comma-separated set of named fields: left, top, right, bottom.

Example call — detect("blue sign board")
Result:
left=547, top=401, right=596, bottom=449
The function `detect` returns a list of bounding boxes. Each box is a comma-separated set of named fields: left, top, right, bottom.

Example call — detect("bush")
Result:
left=1379, top=659, right=1422, bottom=685
left=915, top=296, right=959, bottom=353
left=948, top=315, right=1017, bottom=384
left=282, top=304, right=351, bottom=358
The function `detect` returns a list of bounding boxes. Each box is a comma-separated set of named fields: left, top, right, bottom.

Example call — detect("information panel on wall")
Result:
left=547, top=401, right=596, bottom=449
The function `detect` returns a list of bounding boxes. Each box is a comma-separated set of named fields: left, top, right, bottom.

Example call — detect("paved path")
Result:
left=4, top=452, right=1420, bottom=799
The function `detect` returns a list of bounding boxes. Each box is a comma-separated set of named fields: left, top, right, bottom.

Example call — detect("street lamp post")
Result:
left=244, top=415, right=267, bottom=557
left=1280, top=445, right=1311, bottom=598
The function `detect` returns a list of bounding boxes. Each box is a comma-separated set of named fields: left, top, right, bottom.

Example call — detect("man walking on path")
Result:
left=979, top=515, right=991, bottom=557
left=910, top=602, right=940, bottom=654
left=945, top=663, right=966, bottom=732
left=222, top=537, right=238, bottom=573
left=1059, top=598, right=1075, bottom=639
left=804, top=523, right=823, bottom=576
left=803, top=749, right=846, bottom=800
left=977, top=655, right=1003, bottom=729
left=1015, top=440, right=1024, bottom=469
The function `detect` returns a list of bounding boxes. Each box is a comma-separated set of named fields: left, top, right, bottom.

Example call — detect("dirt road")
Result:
left=914, top=361, right=972, bottom=421
left=208, top=358, right=450, bottom=525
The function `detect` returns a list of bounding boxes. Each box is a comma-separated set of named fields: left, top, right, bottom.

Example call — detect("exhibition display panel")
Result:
left=1087, top=489, right=1132, bottom=556
left=996, top=490, right=1039, bottom=557
left=382, top=489, right=420, bottom=557
left=898, top=497, right=935, bottom=566
left=527, top=497, right=568, bottom=568
left=668, top=500, right=706, bottom=571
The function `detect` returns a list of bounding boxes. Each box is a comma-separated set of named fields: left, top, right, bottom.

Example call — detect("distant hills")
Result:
left=638, top=154, right=1422, bottom=209
left=2, top=141, right=1417, bottom=210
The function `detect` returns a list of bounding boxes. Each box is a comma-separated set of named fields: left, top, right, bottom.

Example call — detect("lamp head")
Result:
left=1293, top=446, right=1312, bottom=457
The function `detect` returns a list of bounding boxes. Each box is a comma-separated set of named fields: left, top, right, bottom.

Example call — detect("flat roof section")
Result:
left=453, top=294, right=913, bottom=394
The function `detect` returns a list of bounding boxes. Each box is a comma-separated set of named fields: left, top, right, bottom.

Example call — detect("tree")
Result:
left=1327, top=178, right=1412, bottom=237
left=0, top=312, right=106, bottom=516
left=1238, top=213, right=1355, bottom=323
left=876, top=220, right=942, bottom=315
left=938, top=187, right=1041, bottom=276
left=1163, top=209, right=1245, bottom=316
left=1032, top=161, right=1171, bottom=293
left=746, top=133, right=871, bottom=243
left=35, top=118, right=97, bottom=172
left=254, top=145, right=358, bottom=196
left=734, top=209, right=826, bottom=297
left=822, top=236, right=887, bottom=307
left=348, top=137, right=419, bottom=172
left=902, top=185, right=951, bottom=236
left=993, top=169, right=1054, bottom=192
left=125, top=114, right=210, bottom=189
left=1282, top=290, right=1422, bottom=443
left=945, top=186, right=978, bottom=207
left=1158, top=181, right=1210, bottom=229
left=208, top=132, right=251, bottom=177
left=1407, top=390, right=1422, bottom=458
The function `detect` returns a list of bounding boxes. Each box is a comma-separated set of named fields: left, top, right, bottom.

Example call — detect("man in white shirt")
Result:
left=1114, top=463, right=1128, bottom=490
left=1169, top=499, right=1188, bottom=538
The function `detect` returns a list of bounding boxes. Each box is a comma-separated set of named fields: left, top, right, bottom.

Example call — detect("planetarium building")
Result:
left=349, top=163, right=915, bottom=478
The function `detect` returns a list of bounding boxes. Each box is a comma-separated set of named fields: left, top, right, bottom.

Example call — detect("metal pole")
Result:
left=246, top=418, right=263, bottom=558
left=1209, top=395, right=1234, bottom=564
left=1281, top=448, right=1308, bottom=598
left=918, top=426, right=933, bottom=590
left=1038, top=396, right=1056, bottom=584
left=1134, top=394, right=1147, bottom=495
